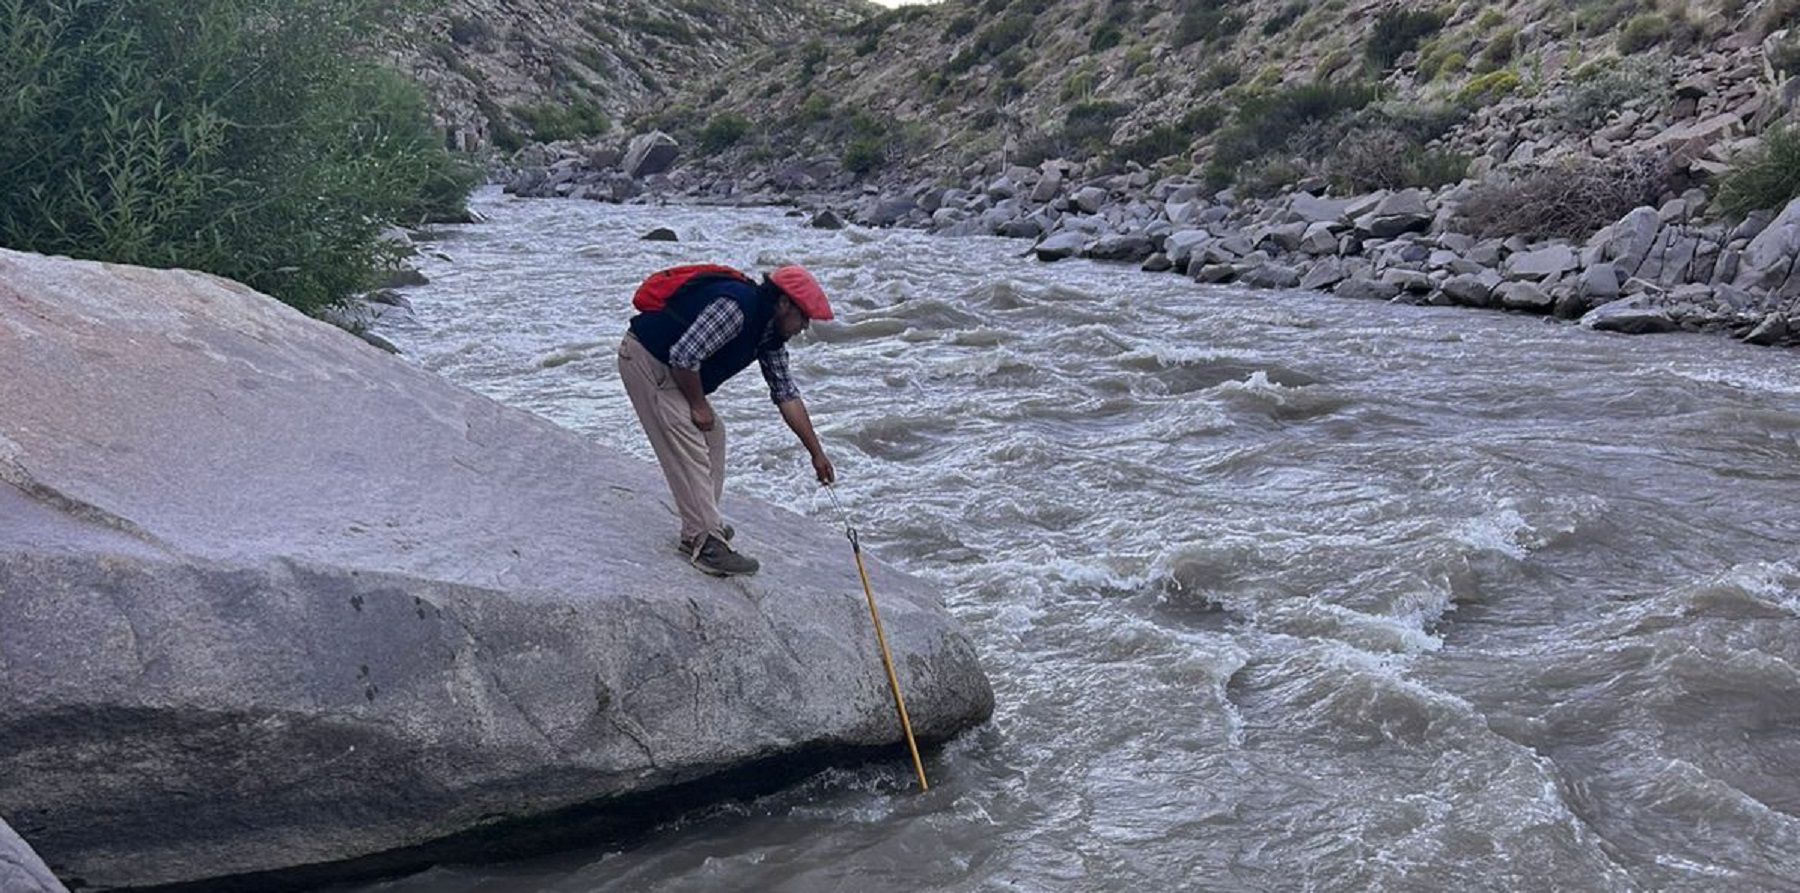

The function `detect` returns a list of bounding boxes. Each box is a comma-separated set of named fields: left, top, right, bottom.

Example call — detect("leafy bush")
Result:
left=843, top=137, right=885, bottom=175
left=1063, top=101, right=1130, bottom=156
left=1456, top=152, right=1668, bottom=240
left=0, top=0, right=476, bottom=315
left=1263, top=2, right=1306, bottom=36
left=1457, top=69, right=1521, bottom=105
left=1204, top=81, right=1380, bottom=188
left=1716, top=125, right=1800, bottom=216
left=1173, top=0, right=1246, bottom=49
left=1475, top=25, right=1520, bottom=73
left=1618, top=14, right=1670, bottom=53
left=1091, top=24, right=1124, bottom=51
left=698, top=113, right=752, bottom=153
left=514, top=98, right=611, bottom=142
left=1555, top=55, right=1664, bottom=128
left=1366, top=8, right=1448, bottom=70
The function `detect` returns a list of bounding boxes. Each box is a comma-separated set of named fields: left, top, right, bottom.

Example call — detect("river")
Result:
left=349, top=187, right=1800, bottom=892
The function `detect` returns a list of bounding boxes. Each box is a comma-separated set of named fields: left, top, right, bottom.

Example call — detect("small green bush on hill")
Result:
left=0, top=0, right=477, bottom=315
left=1717, top=125, right=1800, bottom=216
left=1366, top=8, right=1448, bottom=71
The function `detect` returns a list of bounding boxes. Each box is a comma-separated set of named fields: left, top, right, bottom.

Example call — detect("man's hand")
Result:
left=812, top=452, right=836, bottom=485
left=689, top=400, right=716, bottom=431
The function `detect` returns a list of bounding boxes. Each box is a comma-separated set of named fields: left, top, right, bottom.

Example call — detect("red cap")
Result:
left=770, top=265, right=833, bottom=320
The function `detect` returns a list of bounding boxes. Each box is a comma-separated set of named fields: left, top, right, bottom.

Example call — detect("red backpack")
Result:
left=631, top=264, right=752, bottom=313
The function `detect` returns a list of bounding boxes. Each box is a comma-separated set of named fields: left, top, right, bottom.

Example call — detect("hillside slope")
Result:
left=643, top=0, right=1797, bottom=201
left=390, top=0, right=877, bottom=150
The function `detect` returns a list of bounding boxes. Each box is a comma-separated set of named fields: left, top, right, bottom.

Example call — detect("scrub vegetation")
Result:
left=0, top=0, right=476, bottom=315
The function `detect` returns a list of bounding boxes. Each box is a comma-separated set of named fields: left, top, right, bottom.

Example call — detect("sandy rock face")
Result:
left=0, top=248, right=993, bottom=889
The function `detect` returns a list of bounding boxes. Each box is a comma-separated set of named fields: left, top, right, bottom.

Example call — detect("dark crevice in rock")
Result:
left=117, top=743, right=934, bottom=893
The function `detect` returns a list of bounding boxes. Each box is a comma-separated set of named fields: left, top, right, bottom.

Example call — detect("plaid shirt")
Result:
left=667, top=298, right=801, bottom=404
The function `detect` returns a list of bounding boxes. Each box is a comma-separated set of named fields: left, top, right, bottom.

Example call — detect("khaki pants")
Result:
left=618, top=334, right=726, bottom=542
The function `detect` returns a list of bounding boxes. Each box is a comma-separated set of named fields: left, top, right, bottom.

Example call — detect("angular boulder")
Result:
left=1, top=820, right=66, bottom=893
left=0, top=249, right=994, bottom=889
left=622, top=131, right=680, bottom=178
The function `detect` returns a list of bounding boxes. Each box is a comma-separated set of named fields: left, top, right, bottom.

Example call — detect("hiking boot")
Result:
left=677, top=524, right=735, bottom=555
left=686, top=534, right=759, bottom=577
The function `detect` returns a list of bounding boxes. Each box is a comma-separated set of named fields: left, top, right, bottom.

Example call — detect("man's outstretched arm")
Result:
left=777, top=397, right=835, bottom=484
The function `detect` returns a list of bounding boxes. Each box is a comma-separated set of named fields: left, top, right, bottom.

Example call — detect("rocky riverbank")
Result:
left=497, top=19, right=1800, bottom=350
left=502, top=136, right=1798, bottom=349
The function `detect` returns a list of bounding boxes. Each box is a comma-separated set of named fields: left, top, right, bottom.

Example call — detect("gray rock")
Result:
left=1141, top=253, right=1174, bottom=273
left=1164, top=230, right=1212, bottom=268
left=640, top=227, right=679, bottom=242
left=1441, top=273, right=1499, bottom=307
left=0, top=248, right=993, bottom=889
left=1089, top=232, right=1156, bottom=263
left=1285, top=193, right=1356, bottom=224
left=1580, top=263, right=1623, bottom=299
left=1333, top=276, right=1403, bottom=301
left=1495, top=281, right=1555, bottom=312
left=1745, top=312, right=1791, bottom=345
left=1300, top=257, right=1351, bottom=291
left=1590, top=206, right=1662, bottom=277
left=1581, top=296, right=1680, bottom=334
left=1034, top=231, right=1089, bottom=261
left=1380, top=268, right=1436, bottom=293
left=1734, top=196, right=1800, bottom=291
left=1073, top=185, right=1110, bottom=214
left=1240, top=263, right=1302, bottom=290
left=811, top=209, right=846, bottom=230
left=1299, top=222, right=1341, bottom=255
left=1031, top=166, right=1066, bottom=203
left=1504, top=245, right=1578, bottom=281
left=1194, top=263, right=1239, bottom=283
left=1, top=820, right=67, bottom=893
left=861, top=196, right=918, bottom=228
left=623, top=131, right=680, bottom=178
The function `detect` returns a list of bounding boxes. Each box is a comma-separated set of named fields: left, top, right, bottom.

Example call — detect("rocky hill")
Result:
left=389, top=0, right=876, bottom=151
left=414, top=0, right=1800, bottom=348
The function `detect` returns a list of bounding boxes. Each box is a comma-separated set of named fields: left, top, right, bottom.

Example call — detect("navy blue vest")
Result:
left=628, top=277, right=778, bottom=394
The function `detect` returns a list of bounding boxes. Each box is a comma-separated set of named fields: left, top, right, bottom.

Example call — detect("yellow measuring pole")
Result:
left=828, top=484, right=928, bottom=791
left=849, top=534, right=930, bottom=792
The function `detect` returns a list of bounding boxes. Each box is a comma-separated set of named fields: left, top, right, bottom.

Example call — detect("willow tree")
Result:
left=0, top=0, right=477, bottom=314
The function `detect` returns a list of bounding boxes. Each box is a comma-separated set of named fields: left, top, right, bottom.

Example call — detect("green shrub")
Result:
left=1618, top=14, right=1669, bottom=53
left=1173, top=0, right=1246, bottom=49
left=945, top=13, right=978, bottom=38
left=1556, top=54, right=1664, bottom=128
left=1425, top=50, right=1467, bottom=81
left=1115, top=125, right=1189, bottom=166
left=698, top=113, right=752, bottom=153
left=1063, top=101, right=1130, bottom=156
left=1204, top=81, right=1380, bottom=187
left=1475, top=25, right=1519, bottom=73
left=1457, top=69, right=1520, bottom=105
left=1091, top=24, right=1124, bottom=52
left=514, top=97, right=610, bottom=142
left=1263, top=1, right=1306, bottom=36
left=843, top=137, right=885, bottom=175
left=1366, top=7, right=1448, bottom=70
left=0, top=0, right=476, bottom=315
left=1717, top=125, right=1800, bottom=216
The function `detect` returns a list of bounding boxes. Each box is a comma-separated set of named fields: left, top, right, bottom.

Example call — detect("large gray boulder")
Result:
left=622, top=131, right=680, bottom=178
left=0, top=248, right=994, bottom=889
left=1, top=820, right=66, bottom=893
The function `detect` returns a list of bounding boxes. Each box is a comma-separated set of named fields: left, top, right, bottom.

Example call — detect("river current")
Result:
left=351, top=188, right=1800, bottom=893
